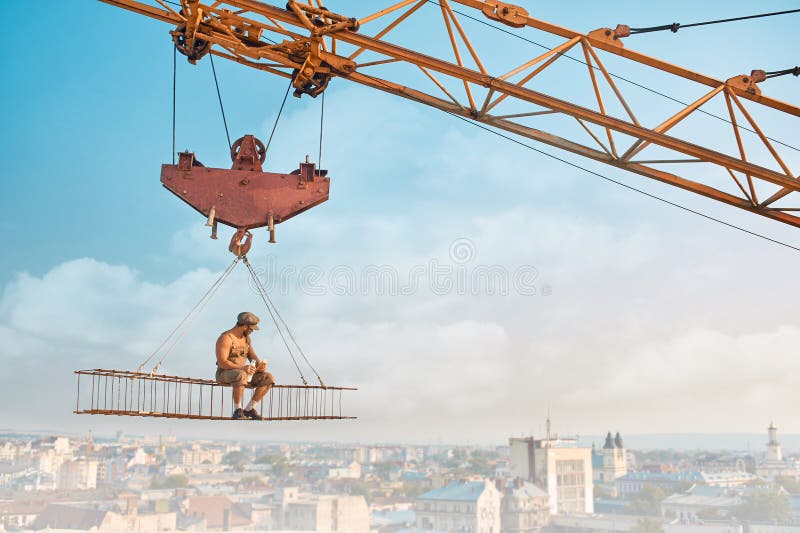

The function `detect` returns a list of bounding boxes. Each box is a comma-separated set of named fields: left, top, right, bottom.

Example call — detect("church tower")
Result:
left=767, top=421, right=782, bottom=462
left=614, top=432, right=627, bottom=473
left=600, top=431, right=627, bottom=481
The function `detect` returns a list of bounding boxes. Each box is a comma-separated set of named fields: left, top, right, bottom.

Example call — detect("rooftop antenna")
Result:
left=546, top=408, right=552, bottom=447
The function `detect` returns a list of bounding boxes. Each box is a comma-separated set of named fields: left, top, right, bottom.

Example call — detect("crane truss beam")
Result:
left=99, top=0, right=800, bottom=227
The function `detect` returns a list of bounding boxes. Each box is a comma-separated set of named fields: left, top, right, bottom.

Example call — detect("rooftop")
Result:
left=619, top=472, right=702, bottom=482
left=418, top=481, right=488, bottom=502
left=662, top=493, right=741, bottom=508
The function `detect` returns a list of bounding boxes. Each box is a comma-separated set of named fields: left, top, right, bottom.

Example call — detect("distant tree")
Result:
left=150, top=474, right=189, bottom=489
left=637, top=450, right=686, bottom=465
left=624, top=485, right=669, bottom=516
left=401, top=481, right=427, bottom=499
left=594, top=485, right=612, bottom=499
left=256, top=454, right=289, bottom=476
left=468, top=450, right=499, bottom=477
left=239, top=475, right=263, bottom=486
left=735, top=490, right=790, bottom=523
left=373, top=461, right=395, bottom=481
left=224, top=450, right=248, bottom=467
left=469, top=455, right=490, bottom=475
left=345, top=481, right=370, bottom=499
left=629, top=517, right=665, bottom=533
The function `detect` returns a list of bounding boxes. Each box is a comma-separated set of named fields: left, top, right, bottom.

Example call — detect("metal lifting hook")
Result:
left=229, top=228, right=253, bottom=257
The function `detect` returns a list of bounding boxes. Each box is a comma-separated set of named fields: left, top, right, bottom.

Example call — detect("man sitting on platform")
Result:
left=215, top=312, right=275, bottom=420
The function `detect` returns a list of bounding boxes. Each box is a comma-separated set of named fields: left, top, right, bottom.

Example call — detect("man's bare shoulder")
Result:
left=216, top=329, right=235, bottom=345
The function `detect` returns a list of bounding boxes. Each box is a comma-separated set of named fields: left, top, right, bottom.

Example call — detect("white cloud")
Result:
left=599, top=326, right=800, bottom=400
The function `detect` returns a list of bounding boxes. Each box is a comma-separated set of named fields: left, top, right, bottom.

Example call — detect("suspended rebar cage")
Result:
left=74, top=369, right=356, bottom=421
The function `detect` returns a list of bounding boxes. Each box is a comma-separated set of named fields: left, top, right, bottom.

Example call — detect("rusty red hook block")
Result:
left=160, top=134, right=331, bottom=242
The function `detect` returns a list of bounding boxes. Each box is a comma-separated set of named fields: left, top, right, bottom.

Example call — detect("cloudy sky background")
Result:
left=1, top=0, right=799, bottom=445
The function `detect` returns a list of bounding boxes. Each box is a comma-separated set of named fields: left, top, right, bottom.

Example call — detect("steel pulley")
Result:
left=171, top=23, right=211, bottom=64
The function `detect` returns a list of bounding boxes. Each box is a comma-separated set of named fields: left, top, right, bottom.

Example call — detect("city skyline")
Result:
left=3, top=425, right=800, bottom=453
left=1, top=422, right=797, bottom=531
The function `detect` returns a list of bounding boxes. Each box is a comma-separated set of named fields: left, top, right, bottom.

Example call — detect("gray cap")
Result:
left=236, top=311, right=260, bottom=330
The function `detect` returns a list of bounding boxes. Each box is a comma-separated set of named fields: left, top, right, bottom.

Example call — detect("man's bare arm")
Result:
left=246, top=337, right=267, bottom=369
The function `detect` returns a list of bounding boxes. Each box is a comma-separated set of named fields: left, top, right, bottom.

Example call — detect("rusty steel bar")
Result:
left=724, top=91, right=758, bottom=205
left=74, top=370, right=356, bottom=421
left=580, top=39, right=617, bottom=157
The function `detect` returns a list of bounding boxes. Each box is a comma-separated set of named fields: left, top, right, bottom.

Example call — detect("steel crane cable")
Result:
left=172, top=45, right=177, bottom=164
left=241, top=256, right=319, bottom=386
left=265, top=80, right=293, bottom=157
left=628, top=9, right=800, bottom=35
left=318, top=90, right=325, bottom=172
left=138, top=257, right=242, bottom=375
left=764, top=67, right=800, bottom=80
left=367, top=68, right=800, bottom=252
left=210, top=54, right=232, bottom=150
left=243, top=255, right=326, bottom=386
left=425, top=1, right=800, bottom=155
left=205, top=29, right=287, bottom=153
left=445, top=111, right=800, bottom=254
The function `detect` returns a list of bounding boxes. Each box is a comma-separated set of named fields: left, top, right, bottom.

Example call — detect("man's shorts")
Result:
left=215, top=368, right=275, bottom=388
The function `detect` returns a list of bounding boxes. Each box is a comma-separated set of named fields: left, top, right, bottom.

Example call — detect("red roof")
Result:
left=184, top=495, right=251, bottom=529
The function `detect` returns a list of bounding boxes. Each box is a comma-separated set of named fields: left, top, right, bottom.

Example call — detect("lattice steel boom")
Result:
left=99, top=0, right=800, bottom=227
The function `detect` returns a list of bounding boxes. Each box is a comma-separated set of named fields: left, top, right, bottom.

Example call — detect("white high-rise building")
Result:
left=275, top=488, right=369, bottom=532
left=57, top=460, right=98, bottom=490
left=509, top=420, right=593, bottom=515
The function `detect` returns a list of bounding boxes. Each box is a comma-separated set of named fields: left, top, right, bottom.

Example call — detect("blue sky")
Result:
left=1, top=1, right=799, bottom=444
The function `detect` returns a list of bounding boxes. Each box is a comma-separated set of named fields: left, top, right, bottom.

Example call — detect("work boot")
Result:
left=232, top=408, right=245, bottom=420
left=243, top=408, right=263, bottom=420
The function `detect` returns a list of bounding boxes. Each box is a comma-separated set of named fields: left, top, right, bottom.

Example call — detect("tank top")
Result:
left=220, top=333, right=249, bottom=366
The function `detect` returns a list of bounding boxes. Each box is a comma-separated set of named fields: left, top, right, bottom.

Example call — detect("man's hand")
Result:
left=257, top=361, right=267, bottom=372
left=245, top=364, right=256, bottom=375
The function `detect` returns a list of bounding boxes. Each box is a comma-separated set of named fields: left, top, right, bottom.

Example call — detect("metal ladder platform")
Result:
left=74, top=369, right=356, bottom=421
